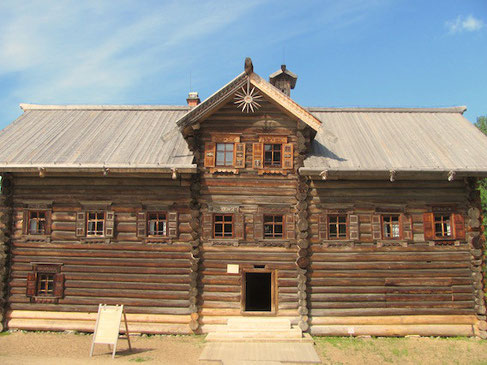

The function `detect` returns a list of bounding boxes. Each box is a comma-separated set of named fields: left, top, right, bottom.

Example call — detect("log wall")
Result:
left=6, top=175, right=193, bottom=334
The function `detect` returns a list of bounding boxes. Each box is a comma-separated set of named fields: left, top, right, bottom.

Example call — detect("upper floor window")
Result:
left=264, top=215, right=284, bottom=238
left=148, top=212, right=167, bottom=236
left=87, top=211, right=105, bottom=236
left=216, top=143, right=235, bottom=166
left=264, top=144, right=282, bottom=168
left=214, top=214, right=234, bottom=238
left=434, top=214, right=452, bottom=238
left=382, top=215, right=400, bottom=239
left=28, top=211, right=48, bottom=235
left=328, top=215, right=347, bottom=239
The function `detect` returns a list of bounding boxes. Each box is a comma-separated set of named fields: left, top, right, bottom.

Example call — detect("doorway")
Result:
left=244, top=272, right=273, bottom=312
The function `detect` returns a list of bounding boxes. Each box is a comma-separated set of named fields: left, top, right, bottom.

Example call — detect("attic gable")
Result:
left=176, top=58, right=321, bottom=134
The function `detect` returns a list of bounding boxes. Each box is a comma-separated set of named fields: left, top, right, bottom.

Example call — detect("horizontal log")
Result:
left=309, top=324, right=474, bottom=337
left=309, top=315, right=477, bottom=325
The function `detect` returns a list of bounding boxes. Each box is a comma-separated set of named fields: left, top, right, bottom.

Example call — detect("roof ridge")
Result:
left=306, top=106, right=467, bottom=114
left=20, top=104, right=190, bottom=111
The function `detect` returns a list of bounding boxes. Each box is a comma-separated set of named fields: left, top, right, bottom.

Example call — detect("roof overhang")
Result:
left=299, top=167, right=487, bottom=180
left=176, top=71, right=322, bottom=132
left=0, top=164, right=197, bottom=175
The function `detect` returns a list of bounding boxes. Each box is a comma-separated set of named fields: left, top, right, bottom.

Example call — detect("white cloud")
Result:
left=446, top=15, right=484, bottom=34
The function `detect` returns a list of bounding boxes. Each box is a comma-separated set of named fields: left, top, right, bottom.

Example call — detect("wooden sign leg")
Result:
left=123, top=309, right=132, bottom=351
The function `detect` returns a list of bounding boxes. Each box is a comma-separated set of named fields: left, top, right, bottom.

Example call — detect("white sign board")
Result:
left=227, top=264, right=239, bottom=274
left=90, top=304, right=132, bottom=358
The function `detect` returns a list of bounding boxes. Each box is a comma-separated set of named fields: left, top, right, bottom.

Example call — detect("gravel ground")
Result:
left=0, top=331, right=205, bottom=364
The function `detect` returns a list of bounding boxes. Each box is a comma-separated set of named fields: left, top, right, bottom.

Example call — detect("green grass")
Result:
left=0, top=332, right=10, bottom=337
left=129, top=357, right=152, bottom=363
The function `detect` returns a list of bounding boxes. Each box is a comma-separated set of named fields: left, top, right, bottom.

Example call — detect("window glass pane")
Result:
left=216, top=152, right=225, bottom=164
left=224, top=215, right=232, bottom=222
left=30, top=220, right=38, bottom=234
left=215, top=215, right=223, bottom=222
left=275, top=225, right=283, bottom=234
left=89, top=212, right=96, bottom=220
left=225, top=151, right=233, bottom=164
left=338, top=216, right=346, bottom=223
left=392, top=224, right=400, bottom=237
left=264, top=144, right=272, bottom=151
left=149, top=221, right=156, bottom=235
left=88, top=221, right=95, bottom=232
left=329, top=224, right=337, bottom=237
left=264, top=216, right=273, bottom=223
left=225, top=143, right=234, bottom=151
left=435, top=223, right=443, bottom=236
left=329, top=216, right=338, bottom=224
left=38, top=221, right=46, bottom=234
left=215, top=224, right=223, bottom=234
left=339, top=224, right=346, bottom=236
left=217, top=143, right=225, bottom=151
left=275, top=216, right=283, bottom=223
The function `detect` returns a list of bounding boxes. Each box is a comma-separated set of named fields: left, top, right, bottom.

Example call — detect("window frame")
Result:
left=27, top=263, right=64, bottom=303
left=215, top=143, right=235, bottom=167
left=147, top=211, right=168, bottom=237
left=433, top=213, right=453, bottom=239
left=36, top=272, right=55, bottom=296
left=263, top=214, right=285, bottom=239
left=327, top=214, right=348, bottom=240
left=381, top=214, right=401, bottom=240
left=263, top=143, right=282, bottom=168
left=213, top=213, right=234, bottom=239
left=86, top=211, right=106, bottom=237
left=27, top=210, right=48, bottom=235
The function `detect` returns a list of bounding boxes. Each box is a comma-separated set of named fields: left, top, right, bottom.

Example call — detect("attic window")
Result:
left=264, top=144, right=282, bottom=168
left=216, top=143, right=234, bottom=166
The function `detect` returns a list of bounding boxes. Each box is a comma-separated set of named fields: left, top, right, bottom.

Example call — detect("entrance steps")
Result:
left=205, top=317, right=313, bottom=343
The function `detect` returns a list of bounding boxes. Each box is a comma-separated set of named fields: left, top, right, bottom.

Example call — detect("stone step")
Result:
left=226, top=317, right=291, bottom=331
left=205, top=330, right=312, bottom=343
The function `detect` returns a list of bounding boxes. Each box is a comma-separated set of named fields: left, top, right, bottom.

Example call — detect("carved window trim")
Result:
left=26, top=263, right=64, bottom=304
left=254, top=136, right=293, bottom=175
left=22, top=201, right=53, bottom=243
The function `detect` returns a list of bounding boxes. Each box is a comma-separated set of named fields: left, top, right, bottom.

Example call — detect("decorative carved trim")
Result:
left=209, top=168, right=239, bottom=174
left=211, top=135, right=240, bottom=143
left=257, top=168, right=288, bottom=176
left=207, top=205, right=240, bottom=213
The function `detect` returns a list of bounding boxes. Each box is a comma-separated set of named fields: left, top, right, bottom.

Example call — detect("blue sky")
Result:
left=0, top=0, right=485, bottom=128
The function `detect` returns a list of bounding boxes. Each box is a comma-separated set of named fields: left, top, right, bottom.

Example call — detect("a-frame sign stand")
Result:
left=90, top=304, right=132, bottom=359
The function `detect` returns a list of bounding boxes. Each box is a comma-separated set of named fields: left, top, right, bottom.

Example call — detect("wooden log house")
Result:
left=0, top=58, right=487, bottom=337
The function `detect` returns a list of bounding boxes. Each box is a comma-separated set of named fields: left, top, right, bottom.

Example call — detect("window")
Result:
left=264, top=144, right=282, bottom=167
left=434, top=214, right=452, bottom=238
left=28, top=211, right=47, bottom=235
left=328, top=215, right=347, bottom=239
left=214, top=214, right=234, bottom=238
left=37, top=273, right=55, bottom=295
left=26, top=264, right=64, bottom=303
left=264, top=215, right=284, bottom=239
left=87, top=211, right=105, bottom=236
left=382, top=215, right=400, bottom=239
left=216, top=143, right=234, bottom=166
left=148, top=212, right=167, bottom=236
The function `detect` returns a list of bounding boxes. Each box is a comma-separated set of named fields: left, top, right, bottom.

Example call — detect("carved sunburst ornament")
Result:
left=234, top=79, right=263, bottom=113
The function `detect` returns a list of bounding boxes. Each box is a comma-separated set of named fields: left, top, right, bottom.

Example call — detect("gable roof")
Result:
left=176, top=71, right=322, bottom=131
left=302, top=106, right=487, bottom=179
left=0, top=105, right=196, bottom=173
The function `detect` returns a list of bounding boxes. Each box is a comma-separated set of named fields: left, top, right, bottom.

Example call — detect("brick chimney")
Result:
left=269, top=65, right=297, bottom=97
left=186, top=92, right=200, bottom=107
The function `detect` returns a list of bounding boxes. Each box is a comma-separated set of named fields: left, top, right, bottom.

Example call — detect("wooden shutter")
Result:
left=453, top=213, right=466, bottom=240
left=252, top=143, right=264, bottom=169
left=286, top=214, right=295, bottom=240
left=234, top=143, right=246, bottom=168
left=349, top=214, right=359, bottom=240
left=168, top=211, right=179, bottom=238
left=45, top=211, right=52, bottom=235
left=136, top=211, right=147, bottom=237
left=26, top=272, right=36, bottom=297
left=204, top=142, right=216, bottom=167
left=75, top=211, right=86, bottom=237
left=282, top=143, right=294, bottom=169
left=53, top=273, right=64, bottom=298
left=254, top=213, right=263, bottom=240
left=318, top=213, right=327, bottom=240
left=22, top=210, right=29, bottom=235
left=401, top=214, right=412, bottom=240
left=202, top=213, right=213, bottom=240
left=105, top=211, right=115, bottom=237
left=235, top=213, right=245, bottom=240
left=372, top=214, right=381, bottom=240
left=423, top=213, right=434, bottom=240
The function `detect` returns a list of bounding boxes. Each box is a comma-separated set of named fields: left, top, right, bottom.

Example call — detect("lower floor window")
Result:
left=37, top=273, right=55, bottom=295
left=434, top=214, right=452, bottom=238
left=382, top=215, right=400, bottom=239
left=328, top=215, right=347, bottom=239
left=214, top=214, right=233, bottom=238
left=87, top=211, right=105, bottom=236
left=148, top=212, right=167, bottom=236
left=264, top=215, right=284, bottom=238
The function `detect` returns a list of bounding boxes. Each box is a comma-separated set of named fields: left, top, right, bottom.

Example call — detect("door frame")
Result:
left=241, top=268, right=278, bottom=316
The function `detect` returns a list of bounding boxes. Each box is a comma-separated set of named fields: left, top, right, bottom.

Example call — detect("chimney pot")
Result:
left=186, top=91, right=200, bottom=107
